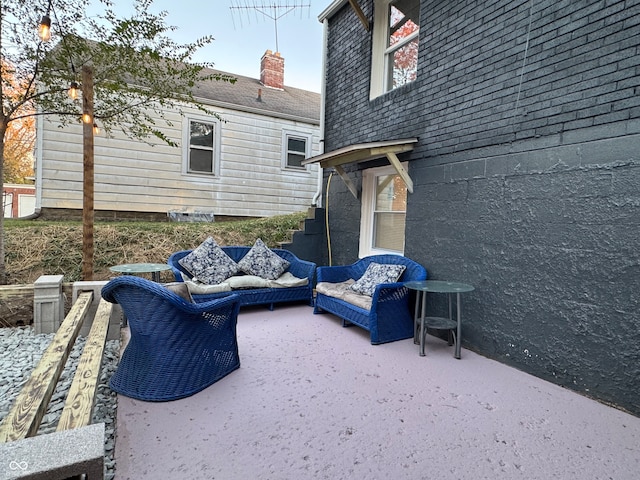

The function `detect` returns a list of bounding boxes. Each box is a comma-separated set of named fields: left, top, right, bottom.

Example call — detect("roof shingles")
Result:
left=193, top=68, right=321, bottom=124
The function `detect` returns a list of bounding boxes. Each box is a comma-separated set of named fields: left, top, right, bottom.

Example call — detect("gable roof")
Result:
left=49, top=36, right=320, bottom=125
left=192, top=67, right=321, bottom=125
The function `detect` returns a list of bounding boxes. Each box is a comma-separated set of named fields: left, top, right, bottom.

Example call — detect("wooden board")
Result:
left=57, top=299, right=113, bottom=431
left=0, top=292, right=93, bottom=443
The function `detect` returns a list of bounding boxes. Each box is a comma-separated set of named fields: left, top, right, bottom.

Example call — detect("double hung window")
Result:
left=186, top=119, right=219, bottom=175
left=359, top=164, right=408, bottom=256
left=370, top=0, right=421, bottom=98
left=282, top=131, right=311, bottom=169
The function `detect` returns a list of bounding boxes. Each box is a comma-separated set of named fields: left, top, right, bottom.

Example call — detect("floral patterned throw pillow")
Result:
left=178, top=237, right=239, bottom=285
left=237, top=238, right=290, bottom=280
left=349, top=262, right=406, bottom=296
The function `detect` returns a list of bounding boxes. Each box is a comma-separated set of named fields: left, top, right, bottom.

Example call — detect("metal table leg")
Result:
left=419, top=291, right=427, bottom=356
left=413, top=290, right=420, bottom=345
left=455, top=292, right=462, bottom=359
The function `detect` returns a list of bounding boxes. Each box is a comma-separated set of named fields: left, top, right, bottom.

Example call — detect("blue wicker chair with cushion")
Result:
left=314, top=255, right=427, bottom=344
left=102, top=276, right=241, bottom=402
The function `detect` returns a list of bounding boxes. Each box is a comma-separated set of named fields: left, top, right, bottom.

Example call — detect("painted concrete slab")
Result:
left=114, top=304, right=640, bottom=480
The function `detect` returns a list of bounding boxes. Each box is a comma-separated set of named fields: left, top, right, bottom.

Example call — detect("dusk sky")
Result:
left=90, top=0, right=325, bottom=92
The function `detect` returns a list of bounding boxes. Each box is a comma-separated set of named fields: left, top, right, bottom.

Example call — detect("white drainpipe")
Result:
left=312, top=17, right=329, bottom=207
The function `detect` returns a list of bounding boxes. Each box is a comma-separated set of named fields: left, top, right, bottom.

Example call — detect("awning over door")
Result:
left=302, top=138, right=418, bottom=199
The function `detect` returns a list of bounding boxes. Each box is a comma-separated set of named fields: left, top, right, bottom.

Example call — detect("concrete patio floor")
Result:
left=114, top=304, right=640, bottom=480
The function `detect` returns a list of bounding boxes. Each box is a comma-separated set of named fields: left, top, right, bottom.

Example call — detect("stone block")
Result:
left=0, top=423, right=104, bottom=480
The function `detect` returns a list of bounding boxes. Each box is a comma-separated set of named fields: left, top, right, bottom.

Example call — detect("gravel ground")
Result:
left=0, top=326, right=120, bottom=480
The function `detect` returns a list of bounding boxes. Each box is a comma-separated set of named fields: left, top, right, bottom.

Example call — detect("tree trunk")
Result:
left=0, top=123, right=6, bottom=285
left=81, top=66, right=94, bottom=281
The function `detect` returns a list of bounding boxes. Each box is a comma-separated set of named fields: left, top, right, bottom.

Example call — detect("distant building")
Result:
left=3, top=184, right=36, bottom=218
left=35, top=50, right=321, bottom=221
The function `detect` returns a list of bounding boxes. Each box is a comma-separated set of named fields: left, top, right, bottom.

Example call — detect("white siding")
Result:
left=38, top=103, right=320, bottom=218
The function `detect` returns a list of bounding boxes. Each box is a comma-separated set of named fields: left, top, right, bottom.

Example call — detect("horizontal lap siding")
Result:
left=40, top=104, right=319, bottom=218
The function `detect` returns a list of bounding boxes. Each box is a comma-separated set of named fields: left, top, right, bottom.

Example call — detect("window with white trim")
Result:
left=370, top=0, right=421, bottom=99
left=185, top=118, right=219, bottom=175
left=359, top=163, right=408, bottom=257
left=282, top=131, right=311, bottom=169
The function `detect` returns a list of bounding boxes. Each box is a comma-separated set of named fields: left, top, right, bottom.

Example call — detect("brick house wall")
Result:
left=3, top=184, right=36, bottom=218
left=321, top=0, right=640, bottom=415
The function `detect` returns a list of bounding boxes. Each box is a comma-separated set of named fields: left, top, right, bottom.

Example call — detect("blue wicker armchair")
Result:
left=314, top=255, right=427, bottom=344
left=102, top=276, right=241, bottom=402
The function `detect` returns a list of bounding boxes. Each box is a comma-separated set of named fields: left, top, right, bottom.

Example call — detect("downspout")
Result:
left=312, top=17, right=329, bottom=207
left=19, top=208, right=42, bottom=220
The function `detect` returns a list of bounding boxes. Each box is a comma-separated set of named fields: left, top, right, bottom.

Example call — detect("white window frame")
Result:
left=359, top=163, right=408, bottom=257
left=281, top=130, right=312, bottom=170
left=370, top=0, right=420, bottom=100
left=183, top=116, right=221, bottom=176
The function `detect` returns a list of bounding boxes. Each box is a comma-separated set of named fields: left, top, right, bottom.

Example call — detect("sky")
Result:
left=91, top=0, right=326, bottom=92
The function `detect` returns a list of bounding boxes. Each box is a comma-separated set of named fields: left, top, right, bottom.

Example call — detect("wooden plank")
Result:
left=302, top=138, right=418, bottom=167
left=386, top=152, right=414, bottom=193
left=57, top=299, right=113, bottom=431
left=318, top=148, right=380, bottom=168
left=348, top=0, right=371, bottom=31
left=0, top=292, right=93, bottom=443
left=334, top=165, right=359, bottom=199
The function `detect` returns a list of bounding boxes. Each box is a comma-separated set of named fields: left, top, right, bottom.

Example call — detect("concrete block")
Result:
left=0, top=423, right=104, bottom=480
left=33, top=275, right=64, bottom=335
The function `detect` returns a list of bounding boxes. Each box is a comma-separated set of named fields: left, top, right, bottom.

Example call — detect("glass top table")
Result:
left=109, top=263, right=172, bottom=282
left=405, top=280, right=475, bottom=359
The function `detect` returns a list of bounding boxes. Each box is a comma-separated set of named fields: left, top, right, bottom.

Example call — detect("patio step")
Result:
left=279, top=207, right=328, bottom=266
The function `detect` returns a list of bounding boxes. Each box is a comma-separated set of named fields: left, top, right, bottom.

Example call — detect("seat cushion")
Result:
left=316, top=280, right=372, bottom=310
left=163, top=282, right=194, bottom=303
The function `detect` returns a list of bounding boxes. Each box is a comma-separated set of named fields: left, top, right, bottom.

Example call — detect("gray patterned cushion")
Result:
left=237, top=238, right=290, bottom=280
left=349, top=263, right=406, bottom=296
left=178, top=237, right=239, bottom=285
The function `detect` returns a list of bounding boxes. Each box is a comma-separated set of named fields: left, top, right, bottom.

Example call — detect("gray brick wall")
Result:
left=322, top=0, right=640, bottom=415
left=325, top=0, right=639, bottom=155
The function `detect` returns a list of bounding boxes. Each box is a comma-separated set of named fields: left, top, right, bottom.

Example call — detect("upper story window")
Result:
left=185, top=118, right=220, bottom=175
left=282, top=131, right=311, bottom=170
left=370, top=0, right=421, bottom=99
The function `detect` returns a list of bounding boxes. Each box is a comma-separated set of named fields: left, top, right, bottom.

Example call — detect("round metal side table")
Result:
left=405, top=280, right=475, bottom=359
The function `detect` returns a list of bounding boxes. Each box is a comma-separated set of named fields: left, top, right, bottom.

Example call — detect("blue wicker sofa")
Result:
left=168, top=246, right=316, bottom=309
left=314, top=255, right=427, bottom=344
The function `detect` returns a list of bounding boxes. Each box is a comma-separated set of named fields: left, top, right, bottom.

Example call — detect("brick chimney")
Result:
left=260, top=50, right=284, bottom=90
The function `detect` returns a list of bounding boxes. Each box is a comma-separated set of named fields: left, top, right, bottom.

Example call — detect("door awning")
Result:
left=302, top=138, right=418, bottom=199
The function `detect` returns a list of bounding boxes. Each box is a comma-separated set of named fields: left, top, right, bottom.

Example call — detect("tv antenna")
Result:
left=230, top=1, right=311, bottom=53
